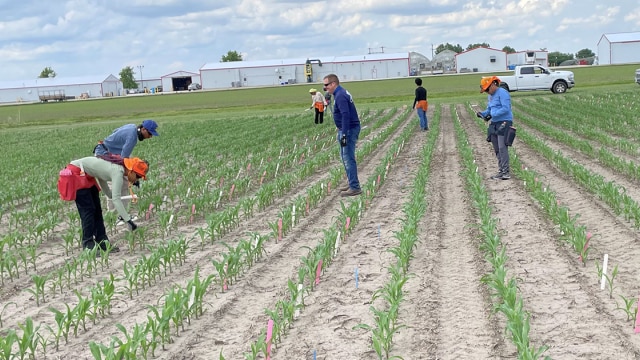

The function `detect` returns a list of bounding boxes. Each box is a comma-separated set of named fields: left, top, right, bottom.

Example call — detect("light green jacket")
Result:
left=70, top=156, right=131, bottom=221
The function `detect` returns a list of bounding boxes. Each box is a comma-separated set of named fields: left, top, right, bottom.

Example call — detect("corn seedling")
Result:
left=0, top=302, right=16, bottom=328
left=16, top=317, right=40, bottom=360
left=604, top=264, right=619, bottom=299
left=616, top=295, right=638, bottom=322
left=0, top=329, right=18, bottom=360
left=27, top=274, right=48, bottom=306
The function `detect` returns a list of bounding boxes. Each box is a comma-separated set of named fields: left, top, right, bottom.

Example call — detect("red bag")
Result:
left=57, top=164, right=99, bottom=201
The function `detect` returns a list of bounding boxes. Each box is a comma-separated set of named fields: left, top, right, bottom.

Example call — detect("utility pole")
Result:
left=137, top=65, right=144, bottom=91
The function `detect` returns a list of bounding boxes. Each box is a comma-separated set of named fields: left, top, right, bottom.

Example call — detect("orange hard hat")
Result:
left=480, top=76, right=500, bottom=93
left=123, top=157, right=149, bottom=180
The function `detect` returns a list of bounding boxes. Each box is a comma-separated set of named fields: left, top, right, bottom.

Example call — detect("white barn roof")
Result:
left=0, top=75, right=119, bottom=90
left=598, top=31, right=640, bottom=45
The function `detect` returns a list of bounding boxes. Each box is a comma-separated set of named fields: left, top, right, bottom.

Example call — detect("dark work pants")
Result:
left=75, top=185, right=108, bottom=250
left=314, top=109, right=324, bottom=124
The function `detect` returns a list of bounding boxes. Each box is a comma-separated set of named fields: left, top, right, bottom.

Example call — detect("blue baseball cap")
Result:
left=142, top=119, right=159, bottom=136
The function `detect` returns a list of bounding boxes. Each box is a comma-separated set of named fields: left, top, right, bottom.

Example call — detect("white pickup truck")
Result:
left=497, top=65, right=575, bottom=94
left=635, top=69, right=640, bottom=85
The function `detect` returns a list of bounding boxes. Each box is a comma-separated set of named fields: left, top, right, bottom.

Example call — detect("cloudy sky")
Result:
left=0, top=0, right=637, bottom=81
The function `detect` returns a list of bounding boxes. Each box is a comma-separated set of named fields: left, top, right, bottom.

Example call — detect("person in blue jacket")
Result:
left=323, top=74, right=361, bottom=196
left=94, top=119, right=159, bottom=220
left=477, top=76, right=513, bottom=180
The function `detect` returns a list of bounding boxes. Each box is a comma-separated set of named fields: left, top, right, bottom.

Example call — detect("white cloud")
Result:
left=0, top=0, right=637, bottom=80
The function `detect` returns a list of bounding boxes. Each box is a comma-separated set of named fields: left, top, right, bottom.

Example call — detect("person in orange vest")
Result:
left=308, top=88, right=325, bottom=124
left=412, top=78, right=428, bottom=131
left=58, top=156, right=149, bottom=253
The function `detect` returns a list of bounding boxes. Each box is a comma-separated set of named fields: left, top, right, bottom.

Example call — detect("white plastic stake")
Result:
left=292, top=205, right=296, bottom=225
left=168, top=214, right=174, bottom=226
left=294, top=283, right=304, bottom=318
left=186, top=187, right=191, bottom=198
left=334, top=231, right=341, bottom=257
left=600, top=253, right=609, bottom=290
left=275, top=163, right=280, bottom=178
left=120, top=195, right=138, bottom=200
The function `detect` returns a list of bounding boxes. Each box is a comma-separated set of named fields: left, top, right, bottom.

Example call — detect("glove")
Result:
left=340, top=135, right=347, bottom=147
left=127, top=220, right=138, bottom=231
left=484, top=114, right=492, bottom=122
left=132, top=180, right=140, bottom=188
left=476, top=112, right=483, bottom=118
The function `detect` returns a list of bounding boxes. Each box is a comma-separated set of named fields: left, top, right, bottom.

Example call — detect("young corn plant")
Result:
left=616, top=295, right=638, bottom=322
left=27, top=274, right=48, bottom=306
left=16, top=317, right=40, bottom=360
left=604, top=264, right=619, bottom=299
left=0, top=302, right=16, bottom=328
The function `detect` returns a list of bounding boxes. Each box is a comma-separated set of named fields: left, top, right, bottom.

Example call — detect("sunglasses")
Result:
left=323, top=81, right=333, bottom=87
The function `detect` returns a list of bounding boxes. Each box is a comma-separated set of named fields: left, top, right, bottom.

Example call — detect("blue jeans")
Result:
left=338, top=125, right=361, bottom=190
left=417, top=108, right=428, bottom=130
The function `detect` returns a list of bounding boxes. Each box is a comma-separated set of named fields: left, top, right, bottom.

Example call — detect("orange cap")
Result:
left=123, top=157, right=149, bottom=180
left=480, top=76, right=500, bottom=93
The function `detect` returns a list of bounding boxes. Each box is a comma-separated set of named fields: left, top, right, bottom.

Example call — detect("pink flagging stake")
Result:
left=190, top=204, right=196, bottom=223
left=635, top=295, right=640, bottom=333
left=315, top=259, right=323, bottom=285
left=345, top=217, right=351, bottom=232
left=266, top=319, right=274, bottom=360
left=219, top=177, right=224, bottom=188
left=229, top=184, right=235, bottom=200
left=278, top=218, right=283, bottom=242
left=327, top=182, right=331, bottom=194
left=377, top=174, right=381, bottom=187
left=260, top=171, right=267, bottom=185
left=146, top=203, right=155, bottom=220
left=247, top=163, right=251, bottom=173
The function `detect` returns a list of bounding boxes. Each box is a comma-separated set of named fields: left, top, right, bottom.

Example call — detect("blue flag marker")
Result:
left=378, top=224, right=381, bottom=240
left=313, top=349, right=317, bottom=360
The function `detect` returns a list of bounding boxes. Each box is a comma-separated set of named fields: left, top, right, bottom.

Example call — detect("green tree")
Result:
left=575, top=48, right=595, bottom=59
left=435, top=43, right=463, bottom=54
left=502, top=46, right=516, bottom=54
left=466, top=43, right=491, bottom=51
left=548, top=51, right=574, bottom=66
left=119, top=66, right=138, bottom=89
left=39, top=67, right=56, bottom=78
left=221, top=50, right=243, bottom=62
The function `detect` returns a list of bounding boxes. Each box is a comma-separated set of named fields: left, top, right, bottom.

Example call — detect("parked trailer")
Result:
left=38, top=90, right=66, bottom=102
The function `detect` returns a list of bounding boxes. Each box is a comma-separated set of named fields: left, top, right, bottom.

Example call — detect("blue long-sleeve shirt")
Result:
left=95, top=124, right=138, bottom=157
left=480, top=87, right=513, bottom=123
left=332, top=85, right=360, bottom=131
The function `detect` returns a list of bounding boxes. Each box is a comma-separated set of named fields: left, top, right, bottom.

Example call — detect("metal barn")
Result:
left=199, top=53, right=411, bottom=90
left=597, top=32, right=640, bottom=65
left=455, top=47, right=507, bottom=73
left=161, top=71, right=201, bottom=92
left=0, top=75, right=122, bottom=104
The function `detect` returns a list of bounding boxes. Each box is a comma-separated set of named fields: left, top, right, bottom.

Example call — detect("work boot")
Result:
left=489, top=172, right=503, bottom=180
left=341, top=188, right=362, bottom=197
left=339, top=182, right=350, bottom=191
left=501, top=173, right=511, bottom=180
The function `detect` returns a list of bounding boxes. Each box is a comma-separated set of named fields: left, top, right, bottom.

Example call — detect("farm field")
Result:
left=1, top=84, right=640, bottom=359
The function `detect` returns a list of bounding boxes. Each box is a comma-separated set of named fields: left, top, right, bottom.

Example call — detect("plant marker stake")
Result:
left=219, top=177, right=224, bottom=188
left=292, top=205, right=296, bottom=225
left=334, top=231, right=341, bottom=257
left=377, top=174, right=381, bottom=187
left=355, top=266, right=359, bottom=289
left=266, top=319, right=274, bottom=360
left=294, top=283, right=304, bottom=318
left=229, top=184, right=235, bottom=200
left=190, top=204, right=196, bottom=223
left=223, top=263, right=228, bottom=291
left=216, top=190, right=223, bottom=208
left=600, top=254, right=608, bottom=290
left=168, top=214, right=174, bottom=227
left=260, top=171, right=266, bottom=185
left=378, top=224, right=381, bottom=241
left=635, top=295, right=640, bottom=333
left=186, top=187, right=191, bottom=198
left=327, top=182, right=331, bottom=194
left=313, top=349, right=317, bottom=360
left=275, top=163, right=280, bottom=178
left=306, top=197, right=310, bottom=216
left=146, top=203, right=154, bottom=220
left=247, top=163, right=251, bottom=173
left=315, top=259, right=323, bottom=285
left=278, top=218, right=283, bottom=242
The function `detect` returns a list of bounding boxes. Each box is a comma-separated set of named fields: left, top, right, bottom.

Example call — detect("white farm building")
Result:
left=597, top=31, right=640, bottom=65
left=455, top=47, right=507, bottom=73
left=506, top=50, right=548, bottom=69
left=199, top=53, right=412, bottom=90
left=0, top=75, right=122, bottom=104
